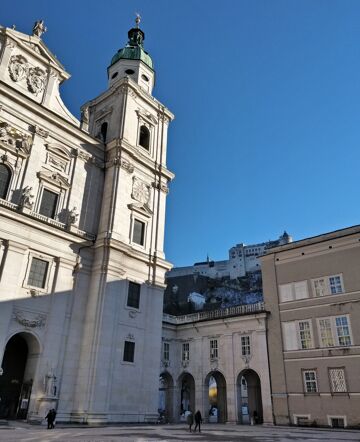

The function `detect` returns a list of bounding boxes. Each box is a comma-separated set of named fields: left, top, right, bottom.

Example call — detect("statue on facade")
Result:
left=44, top=367, right=56, bottom=397
left=32, top=20, right=47, bottom=38
left=20, top=186, right=34, bottom=209
left=68, top=207, right=79, bottom=225
left=80, top=107, right=89, bottom=131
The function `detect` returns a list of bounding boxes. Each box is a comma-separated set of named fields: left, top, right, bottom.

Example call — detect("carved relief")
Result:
left=152, top=181, right=169, bottom=194
left=0, top=121, right=32, bottom=154
left=132, top=177, right=150, bottom=205
left=13, top=309, right=46, bottom=328
left=8, top=55, right=28, bottom=82
left=47, top=153, right=67, bottom=172
left=120, top=159, right=134, bottom=173
left=27, top=66, right=46, bottom=94
left=29, top=125, right=49, bottom=138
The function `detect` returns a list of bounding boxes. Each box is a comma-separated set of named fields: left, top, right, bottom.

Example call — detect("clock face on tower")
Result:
left=132, top=178, right=150, bottom=205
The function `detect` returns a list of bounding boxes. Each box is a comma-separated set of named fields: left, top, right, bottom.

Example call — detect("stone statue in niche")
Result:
left=44, top=367, right=56, bottom=397
left=32, top=20, right=47, bottom=38
left=68, top=207, right=79, bottom=226
left=20, top=186, right=34, bottom=209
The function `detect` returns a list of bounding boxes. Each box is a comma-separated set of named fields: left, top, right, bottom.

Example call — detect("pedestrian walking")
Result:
left=186, top=409, right=194, bottom=432
left=194, top=410, right=202, bottom=433
left=45, top=408, right=56, bottom=429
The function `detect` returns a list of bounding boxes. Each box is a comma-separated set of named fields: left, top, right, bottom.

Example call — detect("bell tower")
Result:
left=107, top=14, right=155, bottom=94
left=72, top=18, right=175, bottom=424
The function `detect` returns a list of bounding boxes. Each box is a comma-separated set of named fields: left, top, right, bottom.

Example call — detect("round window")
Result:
left=125, top=69, right=135, bottom=75
left=141, top=74, right=149, bottom=82
left=111, top=72, right=118, bottom=79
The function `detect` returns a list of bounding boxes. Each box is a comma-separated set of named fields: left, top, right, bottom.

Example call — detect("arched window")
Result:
left=0, top=164, right=11, bottom=199
left=100, top=122, right=108, bottom=143
left=139, top=125, right=150, bottom=150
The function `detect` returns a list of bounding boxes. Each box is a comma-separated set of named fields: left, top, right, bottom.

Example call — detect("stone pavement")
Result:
left=0, top=422, right=359, bottom=442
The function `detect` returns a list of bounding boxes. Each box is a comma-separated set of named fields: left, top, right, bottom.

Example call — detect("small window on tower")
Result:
left=139, top=125, right=150, bottom=150
left=100, top=122, right=108, bottom=143
left=141, top=74, right=149, bottom=82
left=111, top=72, right=118, bottom=79
left=125, top=69, right=135, bottom=75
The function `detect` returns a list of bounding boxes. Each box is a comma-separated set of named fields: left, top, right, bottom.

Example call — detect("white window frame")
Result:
left=317, top=315, right=352, bottom=348
left=36, top=185, right=62, bottom=220
left=297, top=320, right=314, bottom=349
left=182, top=342, right=190, bottom=362
left=241, top=335, right=251, bottom=356
left=163, top=342, right=170, bottom=362
left=327, top=415, right=347, bottom=428
left=130, top=214, right=148, bottom=249
left=22, top=251, right=55, bottom=294
left=302, top=369, right=318, bottom=393
left=328, top=367, right=347, bottom=393
left=210, top=339, right=218, bottom=360
left=311, top=274, right=344, bottom=297
left=136, top=112, right=154, bottom=156
left=278, top=280, right=309, bottom=303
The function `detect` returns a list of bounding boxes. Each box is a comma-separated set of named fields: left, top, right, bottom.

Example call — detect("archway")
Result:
left=158, top=372, right=174, bottom=422
left=0, top=333, right=40, bottom=419
left=178, top=372, right=195, bottom=421
left=237, top=369, right=263, bottom=424
left=204, top=371, right=227, bottom=423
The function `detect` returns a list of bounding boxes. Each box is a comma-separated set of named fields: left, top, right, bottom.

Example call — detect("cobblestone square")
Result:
left=0, top=423, right=359, bottom=442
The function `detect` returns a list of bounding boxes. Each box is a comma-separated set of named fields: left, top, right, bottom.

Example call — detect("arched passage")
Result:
left=237, top=369, right=263, bottom=424
left=204, top=371, right=227, bottom=423
left=0, top=332, right=41, bottom=419
left=178, top=372, right=195, bottom=421
left=158, top=372, right=174, bottom=422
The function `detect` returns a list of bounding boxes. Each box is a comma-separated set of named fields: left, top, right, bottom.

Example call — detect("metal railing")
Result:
left=163, top=302, right=265, bottom=325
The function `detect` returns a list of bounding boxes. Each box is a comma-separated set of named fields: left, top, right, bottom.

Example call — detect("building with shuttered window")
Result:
left=260, top=225, right=360, bottom=428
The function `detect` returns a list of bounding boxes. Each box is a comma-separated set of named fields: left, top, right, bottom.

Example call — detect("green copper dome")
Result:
left=110, top=26, right=153, bottom=70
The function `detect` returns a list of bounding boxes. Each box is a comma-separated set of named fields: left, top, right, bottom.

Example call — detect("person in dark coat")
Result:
left=45, top=408, right=56, bottom=429
left=194, top=410, right=202, bottom=433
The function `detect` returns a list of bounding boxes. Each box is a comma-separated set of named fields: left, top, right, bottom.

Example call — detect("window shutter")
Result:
left=279, top=284, right=293, bottom=302
left=294, top=281, right=309, bottom=300
left=282, top=321, right=298, bottom=350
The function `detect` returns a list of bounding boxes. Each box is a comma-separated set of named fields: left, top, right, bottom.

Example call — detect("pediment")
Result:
left=37, top=170, right=70, bottom=188
left=46, top=143, right=71, bottom=159
left=128, top=203, right=153, bottom=218
left=4, top=28, right=69, bottom=81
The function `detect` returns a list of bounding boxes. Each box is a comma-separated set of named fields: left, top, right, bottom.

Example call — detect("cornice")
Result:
left=82, top=77, right=174, bottom=122
left=0, top=202, right=96, bottom=244
left=0, top=81, right=104, bottom=151
left=1, top=28, right=69, bottom=81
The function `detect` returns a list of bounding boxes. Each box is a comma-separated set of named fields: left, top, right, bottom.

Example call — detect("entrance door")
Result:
left=237, top=369, right=263, bottom=424
left=0, top=335, right=28, bottom=419
left=204, top=371, right=227, bottom=423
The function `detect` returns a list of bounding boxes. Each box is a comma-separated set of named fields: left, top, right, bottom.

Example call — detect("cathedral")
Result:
left=1, top=18, right=360, bottom=429
left=0, top=19, right=174, bottom=423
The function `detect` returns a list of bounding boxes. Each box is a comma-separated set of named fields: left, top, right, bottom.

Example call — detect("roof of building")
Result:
left=110, top=26, right=153, bottom=70
left=261, top=224, right=360, bottom=255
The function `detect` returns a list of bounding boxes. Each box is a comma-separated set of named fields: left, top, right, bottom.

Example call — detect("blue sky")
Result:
left=3, top=1, right=360, bottom=266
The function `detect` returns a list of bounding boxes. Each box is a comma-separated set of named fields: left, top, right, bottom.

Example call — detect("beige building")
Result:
left=159, top=302, right=273, bottom=425
left=260, top=225, right=360, bottom=428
